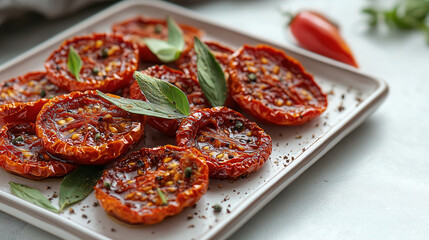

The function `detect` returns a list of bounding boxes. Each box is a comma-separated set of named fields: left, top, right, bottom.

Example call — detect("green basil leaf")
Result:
left=194, top=37, right=227, bottom=107
left=167, top=16, right=185, bottom=51
left=143, top=38, right=181, bottom=63
left=143, top=16, right=184, bottom=63
left=133, top=71, right=190, bottom=116
left=67, top=46, right=82, bottom=82
left=157, top=188, right=168, bottom=206
left=97, top=90, right=187, bottom=119
left=59, top=166, right=103, bottom=212
left=9, top=182, right=59, bottom=213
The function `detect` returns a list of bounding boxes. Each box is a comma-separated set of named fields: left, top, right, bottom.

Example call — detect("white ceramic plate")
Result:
left=0, top=1, right=388, bottom=239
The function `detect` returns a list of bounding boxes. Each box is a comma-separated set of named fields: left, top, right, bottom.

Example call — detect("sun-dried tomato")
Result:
left=0, top=122, right=77, bottom=179
left=45, top=33, right=139, bottom=93
left=94, top=145, right=209, bottom=224
left=35, top=91, right=145, bottom=165
left=0, top=71, right=67, bottom=105
left=0, top=99, right=48, bottom=127
left=129, top=65, right=210, bottom=136
left=228, top=45, right=328, bottom=125
left=112, top=16, right=204, bottom=62
left=176, top=107, right=272, bottom=179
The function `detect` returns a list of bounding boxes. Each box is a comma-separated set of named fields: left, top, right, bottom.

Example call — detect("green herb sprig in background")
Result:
left=363, top=0, right=429, bottom=44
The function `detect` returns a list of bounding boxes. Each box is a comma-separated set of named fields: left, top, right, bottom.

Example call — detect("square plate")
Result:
left=0, top=1, right=388, bottom=239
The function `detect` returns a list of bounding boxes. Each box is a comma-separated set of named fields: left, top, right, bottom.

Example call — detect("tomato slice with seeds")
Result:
left=112, top=16, right=204, bottom=62
left=129, top=65, right=210, bottom=136
left=176, top=107, right=272, bottom=179
left=0, top=71, right=67, bottom=105
left=0, top=99, right=48, bottom=127
left=229, top=45, right=328, bottom=125
left=94, top=145, right=209, bottom=224
left=176, top=40, right=234, bottom=80
left=35, top=91, right=145, bottom=165
left=0, top=122, right=77, bottom=180
left=45, top=33, right=139, bottom=93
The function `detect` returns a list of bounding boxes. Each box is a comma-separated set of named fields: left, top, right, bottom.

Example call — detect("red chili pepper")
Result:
left=289, top=11, right=358, bottom=68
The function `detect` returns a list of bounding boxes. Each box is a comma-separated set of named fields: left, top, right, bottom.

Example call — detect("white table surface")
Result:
left=1, top=0, right=428, bottom=239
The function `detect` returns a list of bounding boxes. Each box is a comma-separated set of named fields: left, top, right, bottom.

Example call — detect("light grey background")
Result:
left=1, top=0, right=428, bottom=239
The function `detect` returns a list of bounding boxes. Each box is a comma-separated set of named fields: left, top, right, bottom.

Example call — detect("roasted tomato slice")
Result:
left=0, top=122, right=77, bottom=180
left=45, top=33, right=139, bottom=93
left=0, top=71, right=67, bottom=105
left=176, top=41, right=234, bottom=80
left=0, top=99, right=48, bottom=127
left=112, top=16, right=204, bottom=62
left=94, top=145, right=209, bottom=224
left=35, top=91, right=145, bottom=165
left=229, top=45, right=328, bottom=125
left=176, top=107, right=272, bottom=179
left=129, top=65, right=210, bottom=136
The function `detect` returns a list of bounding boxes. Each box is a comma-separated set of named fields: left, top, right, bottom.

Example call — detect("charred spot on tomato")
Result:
left=154, top=24, right=163, bottom=33
left=247, top=73, right=257, bottom=82
left=92, top=67, right=100, bottom=75
left=184, top=167, right=192, bottom=178
left=176, top=107, right=272, bottom=179
left=233, top=121, right=244, bottom=132
left=101, top=48, right=109, bottom=58
left=94, top=145, right=209, bottom=224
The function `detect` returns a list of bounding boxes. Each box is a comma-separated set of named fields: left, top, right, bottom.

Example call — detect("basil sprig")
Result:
left=144, top=16, right=185, bottom=62
left=59, top=166, right=104, bottom=212
left=67, top=46, right=83, bottom=82
left=9, top=166, right=104, bottom=213
left=363, top=0, right=429, bottom=44
left=97, top=71, right=189, bottom=119
left=9, top=182, right=59, bottom=213
left=194, top=37, right=227, bottom=107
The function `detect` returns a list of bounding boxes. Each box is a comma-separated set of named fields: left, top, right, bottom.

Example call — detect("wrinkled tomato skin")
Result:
left=290, top=11, right=358, bottom=67
left=129, top=65, right=210, bottom=136
left=229, top=45, right=328, bottom=126
left=0, top=71, right=67, bottom=125
left=0, top=122, right=77, bottom=180
left=176, top=107, right=272, bottom=179
left=112, top=16, right=204, bottom=63
left=45, top=33, right=139, bottom=93
left=36, top=91, right=145, bottom=165
left=94, top=145, right=209, bottom=224
left=0, top=99, right=49, bottom=127
left=0, top=71, right=67, bottom=105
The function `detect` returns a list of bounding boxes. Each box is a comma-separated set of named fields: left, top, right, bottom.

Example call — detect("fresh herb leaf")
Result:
left=167, top=16, right=185, bottom=51
left=143, top=16, right=184, bottom=62
left=363, top=0, right=429, bottom=44
left=157, top=188, right=168, bottom=205
left=9, top=182, right=59, bottom=213
left=143, top=38, right=181, bottom=62
left=59, top=166, right=103, bottom=212
left=67, top=46, right=82, bottom=82
left=97, top=91, right=188, bottom=119
left=194, top=37, right=227, bottom=107
left=133, top=71, right=190, bottom=116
